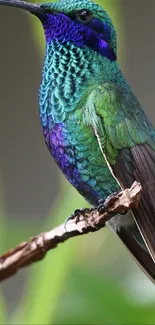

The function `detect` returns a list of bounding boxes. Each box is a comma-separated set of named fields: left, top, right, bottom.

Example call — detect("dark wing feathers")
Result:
left=114, top=143, right=155, bottom=263
left=112, top=144, right=155, bottom=280
left=132, top=144, right=155, bottom=261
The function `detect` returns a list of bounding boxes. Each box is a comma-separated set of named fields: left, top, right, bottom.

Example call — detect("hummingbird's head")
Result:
left=40, top=0, right=117, bottom=61
left=0, top=0, right=117, bottom=62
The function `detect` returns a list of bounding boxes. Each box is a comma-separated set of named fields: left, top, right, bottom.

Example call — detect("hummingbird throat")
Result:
left=39, top=39, right=96, bottom=128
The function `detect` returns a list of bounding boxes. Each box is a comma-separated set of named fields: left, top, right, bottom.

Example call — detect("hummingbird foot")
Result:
left=98, top=192, right=119, bottom=215
left=97, top=193, right=128, bottom=216
left=64, top=208, right=93, bottom=231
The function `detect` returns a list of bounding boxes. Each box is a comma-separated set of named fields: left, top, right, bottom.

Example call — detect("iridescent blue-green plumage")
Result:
left=38, top=0, right=155, bottom=281
left=2, top=0, right=155, bottom=282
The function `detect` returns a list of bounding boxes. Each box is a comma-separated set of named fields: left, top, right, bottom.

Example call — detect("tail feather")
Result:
left=116, top=226, right=155, bottom=283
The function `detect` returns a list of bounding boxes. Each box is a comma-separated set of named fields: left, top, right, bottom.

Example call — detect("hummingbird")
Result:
left=1, top=0, right=155, bottom=282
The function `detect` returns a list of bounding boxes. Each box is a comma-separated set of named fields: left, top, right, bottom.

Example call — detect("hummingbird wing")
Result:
left=84, top=82, right=155, bottom=278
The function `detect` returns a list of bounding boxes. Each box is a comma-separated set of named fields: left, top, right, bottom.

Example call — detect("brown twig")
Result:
left=0, top=182, right=142, bottom=282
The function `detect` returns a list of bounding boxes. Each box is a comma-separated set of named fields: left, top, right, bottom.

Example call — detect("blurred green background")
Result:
left=1, top=0, right=155, bottom=324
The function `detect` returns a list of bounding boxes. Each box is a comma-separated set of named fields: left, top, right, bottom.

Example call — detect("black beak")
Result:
left=0, top=0, right=45, bottom=14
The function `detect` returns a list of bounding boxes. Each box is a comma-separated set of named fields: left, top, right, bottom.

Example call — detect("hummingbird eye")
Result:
left=74, top=9, right=93, bottom=23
